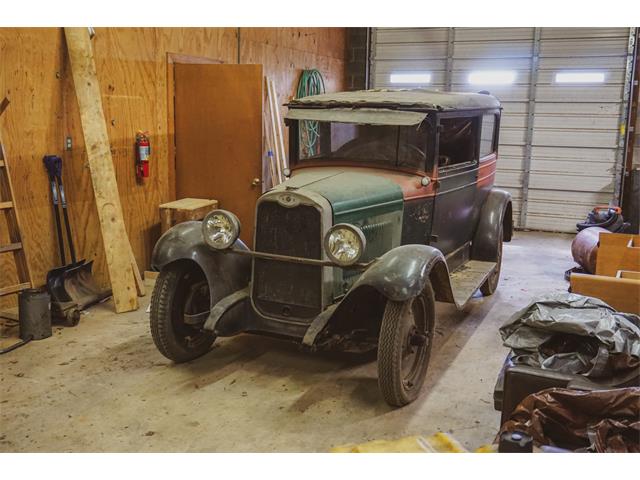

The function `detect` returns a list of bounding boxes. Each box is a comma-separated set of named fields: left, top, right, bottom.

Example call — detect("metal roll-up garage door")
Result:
left=371, top=27, right=635, bottom=232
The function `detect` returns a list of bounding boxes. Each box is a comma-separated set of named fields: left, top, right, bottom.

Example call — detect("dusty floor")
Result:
left=0, top=231, right=574, bottom=452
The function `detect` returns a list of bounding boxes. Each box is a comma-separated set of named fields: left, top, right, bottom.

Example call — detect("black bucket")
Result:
left=19, top=289, right=52, bottom=341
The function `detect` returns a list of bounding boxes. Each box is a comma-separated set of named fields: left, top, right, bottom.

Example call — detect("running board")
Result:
left=449, top=260, right=497, bottom=308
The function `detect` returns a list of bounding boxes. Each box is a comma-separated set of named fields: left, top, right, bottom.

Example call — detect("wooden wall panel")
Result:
left=0, top=27, right=347, bottom=308
left=0, top=28, right=66, bottom=306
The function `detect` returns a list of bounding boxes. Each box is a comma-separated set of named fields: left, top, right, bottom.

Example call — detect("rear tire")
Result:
left=150, top=262, right=216, bottom=363
left=377, top=283, right=435, bottom=407
left=480, top=223, right=503, bottom=296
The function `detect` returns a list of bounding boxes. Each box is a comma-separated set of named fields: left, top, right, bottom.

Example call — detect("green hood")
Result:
left=281, top=168, right=403, bottom=224
left=280, top=168, right=404, bottom=276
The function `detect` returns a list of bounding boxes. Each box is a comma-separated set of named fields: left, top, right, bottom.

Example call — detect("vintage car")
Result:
left=150, top=89, right=513, bottom=407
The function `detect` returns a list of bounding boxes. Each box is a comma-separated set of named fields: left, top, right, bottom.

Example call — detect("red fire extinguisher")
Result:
left=135, top=131, right=150, bottom=183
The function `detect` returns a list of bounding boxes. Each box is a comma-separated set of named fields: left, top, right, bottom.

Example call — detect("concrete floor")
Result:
left=0, top=231, right=574, bottom=452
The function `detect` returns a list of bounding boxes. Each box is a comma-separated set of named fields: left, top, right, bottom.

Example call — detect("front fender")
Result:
left=350, top=244, right=448, bottom=302
left=302, top=244, right=452, bottom=347
left=472, top=188, right=512, bottom=262
left=151, top=221, right=251, bottom=307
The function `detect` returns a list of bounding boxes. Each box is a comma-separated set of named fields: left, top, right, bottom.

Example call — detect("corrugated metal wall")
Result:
left=371, top=27, right=635, bottom=232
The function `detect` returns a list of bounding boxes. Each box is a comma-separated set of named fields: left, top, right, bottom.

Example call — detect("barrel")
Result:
left=19, top=289, right=52, bottom=341
left=571, top=227, right=610, bottom=274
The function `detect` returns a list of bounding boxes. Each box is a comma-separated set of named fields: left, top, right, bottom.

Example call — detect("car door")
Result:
left=430, top=114, right=481, bottom=262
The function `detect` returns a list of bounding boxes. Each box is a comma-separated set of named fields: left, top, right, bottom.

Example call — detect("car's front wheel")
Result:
left=377, top=284, right=435, bottom=407
left=150, top=262, right=216, bottom=363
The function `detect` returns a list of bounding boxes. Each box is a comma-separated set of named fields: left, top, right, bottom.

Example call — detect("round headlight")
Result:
left=202, top=210, right=240, bottom=250
left=324, top=224, right=366, bottom=266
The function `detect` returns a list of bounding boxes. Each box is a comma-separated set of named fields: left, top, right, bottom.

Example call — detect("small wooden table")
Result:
left=159, top=198, right=218, bottom=233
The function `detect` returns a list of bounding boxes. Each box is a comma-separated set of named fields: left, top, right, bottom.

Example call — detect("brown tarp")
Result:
left=500, top=387, right=640, bottom=452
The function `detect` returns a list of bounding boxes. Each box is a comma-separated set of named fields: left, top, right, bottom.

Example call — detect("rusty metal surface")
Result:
left=471, top=188, right=513, bottom=262
left=151, top=221, right=251, bottom=309
left=571, top=227, right=609, bottom=274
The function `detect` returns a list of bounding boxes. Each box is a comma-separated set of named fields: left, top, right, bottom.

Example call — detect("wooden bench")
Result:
left=159, top=198, right=218, bottom=234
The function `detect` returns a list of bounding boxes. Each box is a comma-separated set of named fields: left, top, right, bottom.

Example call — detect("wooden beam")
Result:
left=64, top=27, right=138, bottom=313
left=130, top=247, right=146, bottom=297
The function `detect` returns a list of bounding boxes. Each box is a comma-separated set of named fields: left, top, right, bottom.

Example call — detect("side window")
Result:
left=479, top=114, right=496, bottom=158
left=438, top=117, right=477, bottom=170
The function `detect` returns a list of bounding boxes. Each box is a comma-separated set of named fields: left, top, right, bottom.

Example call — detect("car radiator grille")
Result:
left=253, top=201, right=323, bottom=320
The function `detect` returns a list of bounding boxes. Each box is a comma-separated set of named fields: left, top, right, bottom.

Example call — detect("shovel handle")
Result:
left=44, top=156, right=66, bottom=266
left=56, top=174, right=77, bottom=265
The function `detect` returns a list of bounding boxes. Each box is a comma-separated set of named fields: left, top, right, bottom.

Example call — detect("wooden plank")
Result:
left=0, top=160, right=5, bottom=167
left=571, top=273, right=640, bottom=315
left=596, top=232, right=640, bottom=277
left=159, top=198, right=218, bottom=211
left=0, top=283, right=30, bottom=297
left=270, top=78, right=288, bottom=172
left=0, top=242, right=22, bottom=253
left=265, top=77, right=283, bottom=184
left=130, top=247, right=146, bottom=297
left=0, top=201, right=14, bottom=209
left=618, top=270, right=640, bottom=280
left=64, top=27, right=138, bottom=313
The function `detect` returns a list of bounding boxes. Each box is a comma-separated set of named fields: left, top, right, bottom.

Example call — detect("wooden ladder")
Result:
left=0, top=97, right=33, bottom=298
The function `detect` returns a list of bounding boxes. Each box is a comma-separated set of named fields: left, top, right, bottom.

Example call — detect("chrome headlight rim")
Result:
left=202, top=209, right=241, bottom=250
left=323, top=223, right=367, bottom=267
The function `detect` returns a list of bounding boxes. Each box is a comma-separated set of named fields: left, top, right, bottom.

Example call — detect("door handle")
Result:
left=251, top=177, right=262, bottom=187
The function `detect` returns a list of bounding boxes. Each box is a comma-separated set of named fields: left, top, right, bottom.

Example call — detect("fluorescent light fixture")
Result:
left=555, top=71, right=605, bottom=83
left=468, top=70, right=516, bottom=85
left=390, top=72, right=432, bottom=84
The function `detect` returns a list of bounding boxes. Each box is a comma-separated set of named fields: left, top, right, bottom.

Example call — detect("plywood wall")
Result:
left=0, top=27, right=347, bottom=307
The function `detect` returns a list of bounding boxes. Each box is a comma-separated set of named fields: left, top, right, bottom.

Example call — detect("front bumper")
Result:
left=202, top=286, right=334, bottom=345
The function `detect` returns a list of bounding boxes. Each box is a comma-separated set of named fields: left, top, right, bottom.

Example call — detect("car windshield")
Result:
left=296, top=121, right=429, bottom=170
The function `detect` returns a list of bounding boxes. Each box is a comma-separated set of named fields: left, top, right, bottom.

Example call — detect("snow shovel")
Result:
left=43, top=155, right=111, bottom=325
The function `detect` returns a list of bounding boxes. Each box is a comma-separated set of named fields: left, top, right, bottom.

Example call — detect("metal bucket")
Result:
left=19, top=288, right=52, bottom=341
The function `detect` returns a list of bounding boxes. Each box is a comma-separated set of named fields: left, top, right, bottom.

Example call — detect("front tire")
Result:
left=377, top=283, right=436, bottom=407
left=150, top=262, right=216, bottom=363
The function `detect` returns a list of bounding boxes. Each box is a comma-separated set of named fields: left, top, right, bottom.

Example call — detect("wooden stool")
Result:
left=159, top=198, right=218, bottom=233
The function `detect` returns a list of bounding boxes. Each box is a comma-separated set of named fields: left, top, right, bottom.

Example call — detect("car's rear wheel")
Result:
left=150, top=262, right=216, bottom=363
left=480, top=223, right=503, bottom=296
left=377, top=283, right=435, bottom=407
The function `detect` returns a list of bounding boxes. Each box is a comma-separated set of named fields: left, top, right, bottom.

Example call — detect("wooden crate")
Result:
left=570, top=272, right=640, bottom=314
left=595, top=233, right=640, bottom=276
left=160, top=198, right=218, bottom=233
left=571, top=232, right=640, bottom=314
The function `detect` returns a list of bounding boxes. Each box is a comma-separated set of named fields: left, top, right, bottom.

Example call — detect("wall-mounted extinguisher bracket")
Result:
left=135, top=131, right=150, bottom=184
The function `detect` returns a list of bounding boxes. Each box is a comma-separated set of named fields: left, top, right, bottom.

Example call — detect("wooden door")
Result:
left=174, top=64, right=263, bottom=246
